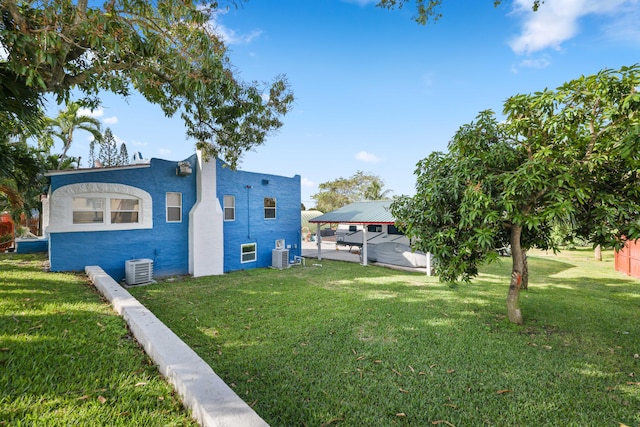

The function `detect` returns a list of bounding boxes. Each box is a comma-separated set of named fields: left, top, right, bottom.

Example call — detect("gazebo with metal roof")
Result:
left=309, top=201, right=431, bottom=274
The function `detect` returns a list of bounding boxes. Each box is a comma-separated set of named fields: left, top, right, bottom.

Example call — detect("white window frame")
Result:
left=72, top=197, right=106, bottom=224
left=224, top=195, right=235, bottom=221
left=47, top=183, right=153, bottom=233
left=110, top=197, right=140, bottom=224
left=166, top=192, right=182, bottom=223
left=241, top=243, right=257, bottom=263
left=264, top=197, right=276, bottom=220
left=72, top=196, right=140, bottom=225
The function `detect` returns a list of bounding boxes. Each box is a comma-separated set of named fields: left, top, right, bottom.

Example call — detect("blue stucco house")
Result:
left=43, top=151, right=301, bottom=281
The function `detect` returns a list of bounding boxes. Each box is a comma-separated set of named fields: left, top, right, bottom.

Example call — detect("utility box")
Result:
left=125, top=258, right=154, bottom=285
left=271, top=249, right=289, bottom=269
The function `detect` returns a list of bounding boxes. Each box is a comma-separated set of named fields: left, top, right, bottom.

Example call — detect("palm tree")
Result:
left=364, top=180, right=392, bottom=200
left=41, top=101, right=102, bottom=169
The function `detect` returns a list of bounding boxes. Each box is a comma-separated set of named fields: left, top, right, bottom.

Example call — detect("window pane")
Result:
left=264, top=197, right=276, bottom=219
left=166, top=192, right=182, bottom=223
left=111, top=212, right=139, bottom=223
left=241, top=243, right=256, bottom=263
left=167, top=192, right=181, bottom=206
left=72, top=197, right=105, bottom=224
left=264, top=197, right=276, bottom=208
left=388, top=224, right=404, bottom=235
left=73, top=211, right=104, bottom=224
left=111, top=198, right=139, bottom=210
left=73, top=197, right=104, bottom=210
left=111, top=198, right=140, bottom=224
left=224, top=195, right=235, bottom=221
left=167, top=207, right=181, bottom=222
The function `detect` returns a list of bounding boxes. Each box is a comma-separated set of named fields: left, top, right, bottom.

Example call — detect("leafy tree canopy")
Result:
left=0, top=139, right=46, bottom=221
left=391, top=65, right=640, bottom=324
left=312, top=171, right=392, bottom=213
left=1, top=0, right=293, bottom=168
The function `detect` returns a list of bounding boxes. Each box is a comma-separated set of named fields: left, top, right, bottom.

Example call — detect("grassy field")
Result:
left=0, top=253, right=196, bottom=426
left=127, top=248, right=640, bottom=427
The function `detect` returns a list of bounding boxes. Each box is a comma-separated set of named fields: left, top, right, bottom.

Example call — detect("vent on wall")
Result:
left=125, top=258, right=154, bottom=285
left=272, top=249, right=289, bottom=269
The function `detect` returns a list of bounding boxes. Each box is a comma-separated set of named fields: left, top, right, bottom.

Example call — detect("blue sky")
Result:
left=56, top=0, right=640, bottom=208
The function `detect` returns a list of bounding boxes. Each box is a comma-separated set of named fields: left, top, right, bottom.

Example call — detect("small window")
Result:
left=241, top=243, right=257, bottom=263
left=264, top=197, right=276, bottom=219
left=166, top=192, right=182, bottom=222
left=348, top=225, right=357, bottom=232
left=111, top=198, right=140, bottom=224
left=367, top=224, right=382, bottom=233
left=72, top=197, right=105, bottom=224
left=224, top=195, right=235, bottom=221
left=388, top=224, right=404, bottom=235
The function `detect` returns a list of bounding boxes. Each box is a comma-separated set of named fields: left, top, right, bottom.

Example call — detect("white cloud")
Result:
left=355, top=151, right=381, bottom=164
left=78, top=107, right=104, bottom=118
left=103, top=116, right=118, bottom=125
left=600, top=3, right=640, bottom=43
left=511, top=54, right=551, bottom=73
left=158, top=148, right=172, bottom=156
left=301, top=177, right=315, bottom=187
left=509, top=0, right=638, bottom=54
left=209, top=8, right=262, bottom=45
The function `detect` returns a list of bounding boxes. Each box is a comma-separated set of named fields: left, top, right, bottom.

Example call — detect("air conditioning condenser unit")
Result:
left=272, top=249, right=289, bottom=269
left=125, top=258, right=153, bottom=285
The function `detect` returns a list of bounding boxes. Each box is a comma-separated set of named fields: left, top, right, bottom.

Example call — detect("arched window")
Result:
left=47, top=183, right=152, bottom=233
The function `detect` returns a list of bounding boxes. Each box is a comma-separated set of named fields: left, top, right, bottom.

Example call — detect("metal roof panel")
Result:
left=309, top=200, right=396, bottom=224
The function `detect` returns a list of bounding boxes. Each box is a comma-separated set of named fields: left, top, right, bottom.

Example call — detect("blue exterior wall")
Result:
left=48, top=155, right=197, bottom=281
left=216, top=159, right=301, bottom=272
left=15, top=238, right=48, bottom=254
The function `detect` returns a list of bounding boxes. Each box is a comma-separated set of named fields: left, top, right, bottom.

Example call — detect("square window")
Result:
left=72, top=197, right=105, bottom=224
left=224, top=195, right=235, bottom=221
left=388, top=224, right=404, bottom=235
left=111, top=198, right=140, bottom=224
left=166, top=192, right=182, bottom=222
left=264, top=197, right=276, bottom=219
left=241, top=243, right=257, bottom=263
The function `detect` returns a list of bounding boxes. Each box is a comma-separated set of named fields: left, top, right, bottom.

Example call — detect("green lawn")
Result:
left=128, top=249, right=640, bottom=427
left=0, top=253, right=196, bottom=426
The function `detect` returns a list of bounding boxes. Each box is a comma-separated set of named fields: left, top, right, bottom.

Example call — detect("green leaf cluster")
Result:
left=1, top=0, right=293, bottom=168
left=312, top=171, right=392, bottom=213
left=391, top=65, right=640, bottom=283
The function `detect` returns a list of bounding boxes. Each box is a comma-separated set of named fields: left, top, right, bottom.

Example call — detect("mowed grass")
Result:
left=128, top=249, right=640, bottom=426
left=0, top=253, right=196, bottom=426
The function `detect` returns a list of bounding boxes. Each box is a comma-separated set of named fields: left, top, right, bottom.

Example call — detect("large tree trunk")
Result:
left=594, top=244, right=602, bottom=261
left=507, top=225, right=524, bottom=325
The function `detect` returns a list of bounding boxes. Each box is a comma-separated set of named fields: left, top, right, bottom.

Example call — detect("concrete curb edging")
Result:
left=85, top=266, right=269, bottom=427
